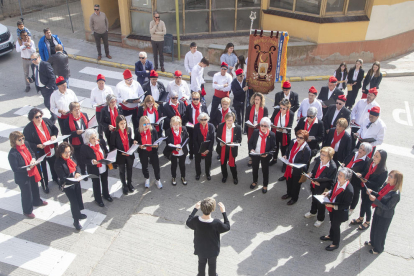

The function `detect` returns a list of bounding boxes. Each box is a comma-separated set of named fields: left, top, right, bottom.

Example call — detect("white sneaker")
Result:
left=304, top=212, right=316, bottom=218
left=314, top=220, right=324, bottom=227
left=145, top=178, right=150, bottom=188
left=155, top=179, right=162, bottom=189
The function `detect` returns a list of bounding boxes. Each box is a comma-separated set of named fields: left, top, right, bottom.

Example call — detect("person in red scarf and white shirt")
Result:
left=163, top=116, right=189, bottom=185
left=81, top=129, right=112, bottom=207
left=211, top=62, right=232, bottom=117
left=134, top=116, right=162, bottom=189
left=320, top=167, right=354, bottom=251
left=54, top=142, right=86, bottom=230
left=185, top=92, right=208, bottom=160
left=162, top=90, right=187, bottom=132
left=8, top=131, right=48, bottom=219
left=248, top=117, right=276, bottom=194
left=138, top=95, right=163, bottom=138
left=216, top=112, right=242, bottom=184
left=193, top=112, right=215, bottom=181
left=90, top=74, right=114, bottom=139
left=281, top=129, right=311, bottom=203
left=100, top=94, right=123, bottom=146
left=322, top=118, right=352, bottom=166
left=63, top=102, right=89, bottom=178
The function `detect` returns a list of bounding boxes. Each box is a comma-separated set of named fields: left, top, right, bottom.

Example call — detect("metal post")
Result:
left=18, top=0, right=23, bottom=19
left=66, top=0, right=74, bottom=33
left=243, top=12, right=256, bottom=131
left=175, top=0, right=181, bottom=61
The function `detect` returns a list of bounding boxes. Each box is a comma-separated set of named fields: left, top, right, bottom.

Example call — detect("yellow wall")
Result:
left=318, top=21, right=369, bottom=43
left=118, top=0, right=131, bottom=37
left=81, top=0, right=120, bottom=32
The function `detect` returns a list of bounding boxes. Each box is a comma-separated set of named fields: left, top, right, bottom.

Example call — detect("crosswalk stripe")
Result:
left=0, top=122, right=23, bottom=139
left=378, top=143, right=414, bottom=159
left=0, top=233, right=76, bottom=276
left=0, top=151, right=11, bottom=171
left=14, top=105, right=52, bottom=118
left=0, top=186, right=106, bottom=233
left=69, top=78, right=116, bottom=92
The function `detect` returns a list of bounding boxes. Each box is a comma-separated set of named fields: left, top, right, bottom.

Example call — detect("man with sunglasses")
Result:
left=135, top=51, right=153, bottom=86
left=149, top=12, right=166, bottom=72
left=17, top=31, right=36, bottom=93
left=167, top=70, right=191, bottom=105
left=322, top=95, right=351, bottom=134
left=185, top=92, right=208, bottom=159
left=89, top=4, right=111, bottom=61
left=274, top=81, right=300, bottom=113
left=318, top=76, right=344, bottom=116
left=142, top=70, right=168, bottom=103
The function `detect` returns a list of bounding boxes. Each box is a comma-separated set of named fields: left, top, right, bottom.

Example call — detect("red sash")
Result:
left=200, top=123, right=208, bottom=156
left=119, top=129, right=129, bottom=152
left=170, top=102, right=181, bottom=117
left=326, top=181, right=348, bottom=212
left=16, top=144, right=41, bottom=182
left=140, top=128, right=152, bottom=152
left=312, top=163, right=326, bottom=188
left=144, top=107, right=159, bottom=132
left=284, top=141, right=300, bottom=180
left=330, top=130, right=345, bottom=150
left=221, top=108, right=229, bottom=123
left=69, top=113, right=88, bottom=146
left=361, top=163, right=377, bottom=187
left=346, top=155, right=363, bottom=168
left=214, top=89, right=229, bottom=98
left=63, top=156, right=77, bottom=174
left=372, top=183, right=393, bottom=208
left=90, top=144, right=103, bottom=168
left=273, top=110, right=290, bottom=146
left=259, top=129, right=269, bottom=154
left=33, top=121, right=54, bottom=156
left=109, top=106, right=118, bottom=129
left=221, top=124, right=235, bottom=167
left=172, top=127, right=182, bottom=155
left=248, top=106, right=263, bottom=139
left=192, top=102, right=200, bottom=124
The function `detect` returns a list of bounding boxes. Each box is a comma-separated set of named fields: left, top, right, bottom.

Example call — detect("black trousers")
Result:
left=92, top=169, right=109, bottom=203
left=17, top=177, right=43, bottom=215
left=139, top=150, right=161, bottom=180
left=64, top=183, right=84, bottom=221
left=359, top=194, right=373, bottom=221
left=198, top=256, right=217, bottom=276
left=211, top=96, right=222, bottom=119
left=118, top=156, right=134, bottom=185
left=171, top=154, right=186, bottom=178
left=310, top=189, right=327, bottom=221
left=195, top=152, right=212, bottom=176
left=39, top=86, right=57, bottom=124
left=233, top=100, right=245, bottom=127
left=350, top=181, right=361, bottom=210
left=286, top=170, right=303, bottom=201
left=96, top=111, right=104, bottom=139
left=220, top=148, right=237, bottom=179
left=37, top=155, right=58, bottom=185
left=346, top=86, right=359, bottom=109
left=73, top=147, right=86, bottom=174
left=273, top=132, right=289, bottom=160
left=370, top=213, right=392, bottom=253
left=94, top=31, right=109, bottom=56
left=187, top=128, right=195, bottom=156
left=122, top=108, right=138, bottom=133
left=252, top=155, right=271, bottom=187
left=329, top=212, right=342, bottom=246
left=151, top=40, right=164, bottom=67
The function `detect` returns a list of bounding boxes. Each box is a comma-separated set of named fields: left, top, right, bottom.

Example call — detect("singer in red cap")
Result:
left=322, top=94, right=351, bottom=134
left=90, top=74, right=114, bottom=139
left=318, top=76, right=344, bottom=116
left=167, top=70, right=191, bottom=105
left=297, top=86, right=323, bottom=121
left=230, top=68, right=249, bottom=129
left=274, top=81, right=300, bottom=113
left=142, top=70, right=168, bottom=103
left=211, top=62, right=233, bottom=117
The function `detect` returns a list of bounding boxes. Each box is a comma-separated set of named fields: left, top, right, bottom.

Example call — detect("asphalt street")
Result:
left=0, top=50, right=413, bottom=276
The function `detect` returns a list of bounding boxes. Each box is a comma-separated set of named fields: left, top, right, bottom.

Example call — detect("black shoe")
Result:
left=127, top=183, right=135, bottom=192
left=287, top=199, right=297, bottom=205
left=80, top=214, right=87, bottom=220
left=233, top=178, right=238, bottom=185
left=262, top=188, right=267, bottom=194
left=154, top=67, right=158, bottom=71
left=325, top=245, right=339, bottom=251
left=278, top=176, right=286, bottom=181
left=96, top=201, right=105, bottom=207
left=217, top=155, right=221, bottom=160
left=73, top=221, right=82, bottom=230
left=281, top=194, right=290, bottom=200
left=269, top=159, right=277, bottom=166
left=181, top=177, right=187, bottom=185
left=222, top=177, right=227, bottom=183
left=122, top=185, right=128, bottom=195
left=196, top=175, right=200, bottom=180
left=25, top=86, right=30, bottom=93
left=206, top=175, right=211, bottom=181
left=104, top=196, right=113, bottom=202
left=320, top=235, right=332, bottom=241
left=172, top=178, right=177, bottom=186
left=189, top=154, right=193, bottom=160
left=250, top=183, right=257, bottom=189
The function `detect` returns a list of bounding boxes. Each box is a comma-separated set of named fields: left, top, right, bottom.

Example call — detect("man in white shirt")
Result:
left=50, top=76, right=79, bottom=133
left=17, top=31, right=36, bottom=92
left=116, top=69, right=144, bottom=131
left=184, top=42, right=203, bottom=79
left=90, top=74, right=113, bottom=138
left=190, top=57, right=209, bottom=104
left=167, top=70, right=191, bottom=104
left=211, top=62, right=233, bottom=117
left=297, top=86, right=323, bottom=121
left=142, top=70, right=168, bottom=103
left=350, top=87, right=380, bottom=147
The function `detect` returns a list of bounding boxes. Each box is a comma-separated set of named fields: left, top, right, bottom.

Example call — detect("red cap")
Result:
left=235, top=68, right=243, bottom=76
left=338, top=95, right=347, bottom=102
left=369, top=106, right=380, bottom=116
left=221, top=62, right=228, bottom=69
left=123, top=69, right=133, bottom=80
left=283, top=81, right=291, bottom=89
left=368, top=87, right=378, bottom=96
left=329, top=76, right=338, bottom=83
left=308, top=86, right=317, bottom=94
left=174, top=70, right=182, bottom=77
left=150, top=70, right=159, bottom=78
left=56, top=76, right=66, bottom=86
left=96, top=74, right=105, bottom=82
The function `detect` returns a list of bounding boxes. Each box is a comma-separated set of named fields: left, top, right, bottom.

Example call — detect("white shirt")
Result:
left=255, top=135, right=263, bottom=153
left=147, top=111, right=155, bottom=124
left=357, top=117, right=386, bottom=147
left=212, top=72, right=232, bottom=92
left=184, top=50, right=203, bottom=74
left=115, top=80, right=144, bottom=109
left=353, top=69, right=360, bottom=81
left=327, top=89, right=335, bottom=100
left=16, top=40, right=36, bottom=59
left=316, top=161, right=330, bottom=175
left=331, top=108, right=341, bottom=127
left=50, top=89, right=78, bottom=118
left=172, top=130, right=184, bottom=156
left=331, top=181, right=349, bottom=203
left=276, top=113, right=288, bottom=133
left=225, top=124, right=235, bottom=143
left=253, top=109, right=258, bottom=124
left=167, top=80, right=191, bottom=103
left=150, top=83, right=160, bottom=101
left=297, top=98, right=323, bottom=121
left=190, top=64, right=205, bottom=92
left=90, top=85, right=114, bottom=106
left=351, top=99, right=380, bottom=126
left=89, top=143, right=107, bottom=174
left=34, top=65, right=45, bottom=87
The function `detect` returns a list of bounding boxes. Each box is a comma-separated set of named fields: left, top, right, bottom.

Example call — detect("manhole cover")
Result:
left=207, top=71, right=216, bottom=77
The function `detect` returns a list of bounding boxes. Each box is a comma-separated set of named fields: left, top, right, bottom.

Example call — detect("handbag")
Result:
left=347, top=84, right=353, bottom=91
left=298, top=174, right=307, bottom=183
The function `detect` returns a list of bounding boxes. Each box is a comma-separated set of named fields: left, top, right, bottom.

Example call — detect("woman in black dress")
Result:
left=193, top=112, right=215, bottom=181
left=346, top=59, right=364, bottom=109
left=362, top=61, right=382, bottom=99
left=100, top=94, right=123, bottom=145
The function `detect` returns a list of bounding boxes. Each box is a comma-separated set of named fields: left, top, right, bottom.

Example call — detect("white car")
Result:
left=0, top=24, right=14, bottom=56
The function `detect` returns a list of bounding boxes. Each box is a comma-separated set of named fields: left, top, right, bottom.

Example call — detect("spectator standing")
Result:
left=184, top=42, right=203, bottom=80
left=38, top=28, right=64, bottom=62
left=149, top=12, right=166, bottom=72
left=190, top=58, right=209, bottom=104
left=16, top=20, right=32, bottom=46
left=89, top=4, right=112, bottom=61
left=47, top=44, right=70, bottom=87
left=135, top=51, right=154, bottom=86
left=16, top=31, right=36, bottom=92
left=220, top=43, right=238, bottom=76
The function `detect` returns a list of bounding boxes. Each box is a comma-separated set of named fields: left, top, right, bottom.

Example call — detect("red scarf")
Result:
left=90, top=143, right=103, bottom=168
left=200, top=123, right=208, bottom=156
left=140, top=128, right=152, bottom=152
left=248, top=106, right=264, bottom=139
left=33, top=121, right=53, bottom=156
left=326, top=181, right=348, bottom=212
left=305, top=118, right=316, bottom=132
left=330, top=130, right=345, bottom=150
left=221, top=124, right=235, bottom=167
left=170, top=101, right=181, bottom=117
left=221, top=108, right=229, bottom=123
left=16, top=144, right=41, bottom=182
left=273, top=110, right=290, bottom=146
left=346, top=154, right=363, bottom=168
left=109, top=106, right=118, bottom=129
left=312, top=163, right=326, bottom=188
left=172, top=127, right=182, bottom=155
left=118, top=129, right=129, bottom=152
left=144, top=107, right=159, bottom=132
left=192, top=102, right=200, bottom=124
left=259, top=129, right=269, bottom=154
left=63, top=156, right=77, bottom=174
left=361, top=163, right=377, bottom=187
left=69, top=113, right=88, bottom=146
left=284, top=141, right=301, bottom=180
left=372, top=183, right=393, bottom=208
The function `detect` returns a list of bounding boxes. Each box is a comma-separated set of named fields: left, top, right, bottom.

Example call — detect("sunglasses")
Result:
left=143, top=123, right=149, bottom=127
left=171, top=97, right=178, bottom=100
left=18, top=137, right=25, bottom=142
left=221, top=68, right=227, bottom=70
left=139, top=57, right=145, bottom=59
left=35, top=115, right=43, bottom=119
left=155, top=16, right=160, bottom=19
left=31, top=58, right=38, bottom=61
left=260, top=125, right=269, bottom=128
left=296, top=136, right=304, bottom=140
left=336, top=102, right=343, bottom=105
left=94, top=9, right=99, bottom=11
left=192, top=98, right=200, bottom=101
left=199, top=119, right=207, bottom=121
left=307, top=116, right=315, bottom=119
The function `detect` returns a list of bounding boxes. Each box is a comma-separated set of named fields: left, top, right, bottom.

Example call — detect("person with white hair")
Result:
left=80, top=129, right=112, bottom=207
left=247, top=117, right=276, bottom=194
left=162, top=90, right=187, bottom=132
left=193, top=112, right=215, bottom=181
left=134, top=51, right=154, bottom=85
left=100, top=94, right=123, bottom=145
left=320, top=167, right=354, bottom=251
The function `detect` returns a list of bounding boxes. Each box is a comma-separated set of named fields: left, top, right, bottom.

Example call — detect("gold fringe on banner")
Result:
left=279, top=32, right=289, bottom=88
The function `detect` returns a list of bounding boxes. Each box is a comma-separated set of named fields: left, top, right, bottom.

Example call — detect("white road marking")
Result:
left=0, top=123, right=23, bottom=139
left=392, top=101, right=413, bottom=126
left=14, top=105, right=51, bottom=118
left=0, top=233, right=76, bottom=276
left=377, top=143, right=414, bottom=159
left=0, top=186, right=106, bottom=233
left=69, top=78, right=116, bottom=92
left=0, top=151, right=11, bottom=171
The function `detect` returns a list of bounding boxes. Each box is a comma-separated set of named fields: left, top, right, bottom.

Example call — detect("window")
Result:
left=348, top=0, right=367, bottom=12
left=269, top=0, right=367, bottom=16
left=269, top=0, right=294, bottom=10
left=295, top=0, right=322, bottom=15
left=326, top=0, right=345, bottom=13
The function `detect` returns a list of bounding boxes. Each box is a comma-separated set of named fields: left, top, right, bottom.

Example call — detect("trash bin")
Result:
left=163, top=34, right=174, bottom=62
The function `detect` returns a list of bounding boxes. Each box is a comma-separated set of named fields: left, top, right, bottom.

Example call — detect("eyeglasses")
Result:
left=192, top=98, right=200, bottom=101
left=18, top=137, right=25, bottom=142
left=35, top=115, right=43, bottom=119
left=336, top=102, right=343, bottom=105
left=296, top=136, right=304, bottom=140
left=171, top=97, right=178, bottom=100
left=221, top=68, right=227, bottom=71
left=199, top=119, right=207, bottom=121
left=260, top=125, right=269, bottom=128
left=94, top=9, right=99, bottom=11
left=280, top=107, right=287, bottom=110
left=139, top=57, right=145, bottom=59
left=154, top=16, right=160, bottom=19
left=31, top=58, right=38, bottom=61
left=143, top=123, right=149, bottom=127
left=307, top=116, right=315, bottom=119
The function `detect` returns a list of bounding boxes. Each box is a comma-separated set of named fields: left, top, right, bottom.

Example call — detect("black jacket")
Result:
left=134, top=128, right=159, bottom=154
left=310, top=158, right=337, bottom=194
left=248, top=129, right=276, bottom=154
left=343, top=149, right=371, bottom=187
left=329, top=182, right=354, bottom=223
left=23, top=118, right=59, bottom=158
left=322, top=105, right=351, bottom=131
left=215, top=123, right=242, bottom=157
left=230, top=78, right=247, bottom=102
left=142, top=81, right=168, bottom=103
left=30, top=61, right=56, bottom=91
left=362, top=72, right=383, bottom=93
left=244, top=106, right=269, bottom=124
left=110, top=127, right=135, bottom=162
left=193, top=123, right=215, bottom=154
left=210, top=107, right=236, bottom=129
left=185, top=102, right=208, bottom=124
left=318, top=86, right=344, bottom=106
left=361, top=163, right=388, bottom=196
left=80, top=140, right=109, bottom=176
left=137, top=105, right=163, bottom=126
left=274, top=91, right=300, bottom=113
left=163, top=127, right=189, bottom=158
left=162, top=101, right=187, bottom=130
left=294, top=117, right=324, bottom=151
left=323, top=129, right=352, bottom=163
left=8, top=142, right=37, bottom=185
left=372, top=187, right=400, bottom=218
left=63, top=113, right=89, bottom=148
left=100, top=105, right=124, bottom=132
left=54, top=156, right=81, bottom=187
left=47, top=51, right=70, bottom=79
left=270, top=108, right=294, bottom=141
left=347, top=68, right=365, bottom=90
left=284, top=139, right=311, bottom=173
